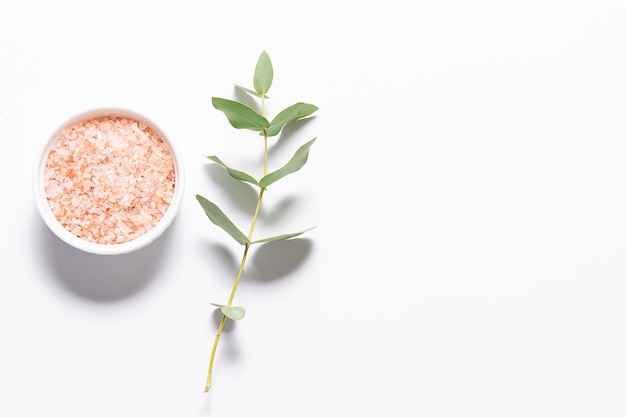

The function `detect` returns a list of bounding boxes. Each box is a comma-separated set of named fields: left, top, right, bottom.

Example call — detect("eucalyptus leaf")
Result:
left=251, top=227, right=315, bottom=245
left=253, top=51, right=273, bottom=95
left=266, top=103, right=318, bottom=137
left=211, top=303, right=246, bottom=320
left=207, top=155, right=260, bottom=187
left=260, top=138, right=316, bottom=187
left=196, top=195, right=249, bottom=245
left=222, top=306, right=246, bottom=320
left=212, top=97, right=269, bottom=131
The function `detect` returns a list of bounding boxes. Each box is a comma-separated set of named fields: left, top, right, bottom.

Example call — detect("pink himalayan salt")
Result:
left=44, top=115, right=176, bottom=245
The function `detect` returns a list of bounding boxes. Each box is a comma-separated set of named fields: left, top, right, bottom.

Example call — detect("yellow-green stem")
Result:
left=204, top=242, right=251, bottom=392
left=205, top=95, right=269, bottom=392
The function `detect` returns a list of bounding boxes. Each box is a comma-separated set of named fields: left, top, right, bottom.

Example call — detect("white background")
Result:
left=2, top=0, right=626, bottom=415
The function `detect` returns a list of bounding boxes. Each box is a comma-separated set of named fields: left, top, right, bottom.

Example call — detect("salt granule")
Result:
left=44, top=116, right=176, bottom=245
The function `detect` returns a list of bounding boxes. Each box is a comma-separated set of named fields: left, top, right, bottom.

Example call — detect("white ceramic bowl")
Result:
left=33, top=108, right=185, bottom=255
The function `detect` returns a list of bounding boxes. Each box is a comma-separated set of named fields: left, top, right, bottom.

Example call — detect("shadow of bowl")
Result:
left=38, top=213, right=176, bottom=302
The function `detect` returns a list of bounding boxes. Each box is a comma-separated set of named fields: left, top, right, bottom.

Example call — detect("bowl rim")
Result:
left=32, top=107, right=185, bottom=255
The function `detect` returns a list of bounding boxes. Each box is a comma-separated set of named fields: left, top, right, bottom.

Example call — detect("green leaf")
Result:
left=211, top=303, right=246, bottom=320
left=266, top=103, right=319, bottom=137
left=235, top=84, right=269, bottom=99
left=212, top=97, right=270, bottom=131
left=223, top=306, right=246, bottom=320
left=253, top=51, right=273, bottom=95
left=260, top=138, right=317, bottom=187
left=251, top=227, right=315, bottom=245
left=207, top=155, right=260, bottom=187
left=196, top=195, right=249, bottom=245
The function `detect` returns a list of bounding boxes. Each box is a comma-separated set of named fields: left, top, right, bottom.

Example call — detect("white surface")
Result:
left=2, top=1, right=626, bottom=416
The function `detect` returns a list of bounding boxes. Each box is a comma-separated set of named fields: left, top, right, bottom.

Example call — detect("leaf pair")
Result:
left=207, top=137, right=317, bottom=188
left=213, top=50, right=317, bottom=137
left=196, top=194, right=314, bottom=246
left=212, top=98, right=318, bottom=137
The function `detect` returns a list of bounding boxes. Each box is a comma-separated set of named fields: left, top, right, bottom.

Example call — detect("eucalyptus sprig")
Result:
left=196, top=51, right=318, bottom=392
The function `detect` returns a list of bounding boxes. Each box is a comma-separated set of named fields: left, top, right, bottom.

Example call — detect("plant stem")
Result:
left=205, top=96, right=269, bottom=392
left=204, top=242, right=251, bottom=392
